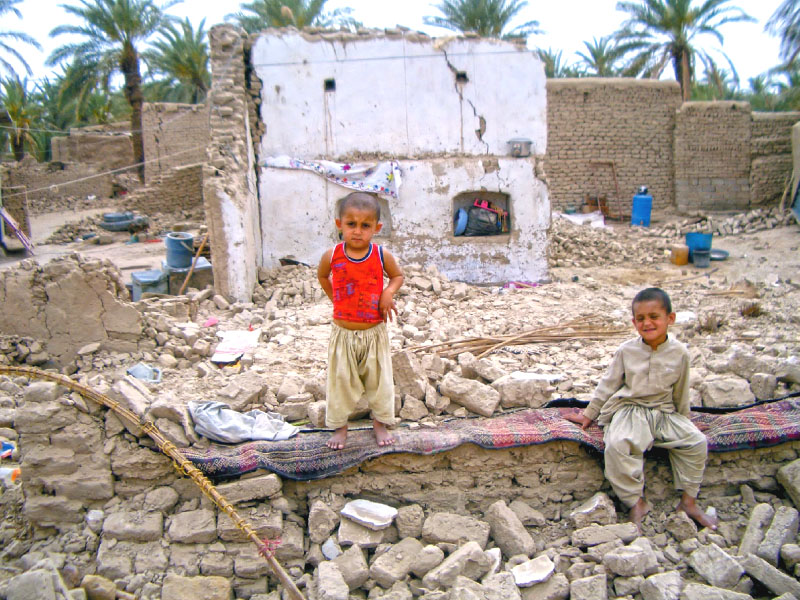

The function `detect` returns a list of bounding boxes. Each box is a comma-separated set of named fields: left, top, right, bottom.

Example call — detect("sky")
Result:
left=6, top=0, right=786, bottom=87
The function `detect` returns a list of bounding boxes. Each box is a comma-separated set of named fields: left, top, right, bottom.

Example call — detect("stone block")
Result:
left=485, top=499, right=536, bottom=557
left=160, top=574, right=232, bottom=600
left=332, top=545, right=369, bottom=590
left=308, top=500, right=339, bottom=544
left=568, top=492, right=617, bottom=529
left=738, top=503, right=775, bottom=556
left=422, top=541, right=491, bottom=589
left=756, top=506, right=799, bottom=566
left=641, top=571, right=682, bottom=600
left=7, top=569, right=56, bottom=600
left=680, top=583, right=753, bottom=600
left=740, top=553, right=800, bottom=597
left=102, top=511, right=163, bottom=542
left=439, top=373, right=500, bottom=417
left=168, top=509, right=217, bottom=544
left=777, top=460, right=800, bottom=510
left=392, top=351, right=427, bottom=400
left=688, top=544, right=743, bottom=589
left=316, top=561, right=348, bottom=600
left=370, top=537, right=424, bottom=588
left=570, top=573, right=607, bottom=600
left=571, top=523, right=639, bottom=547
left=520, top=573, right=570, bottom=600
left=214, top=473, right=282, bottom=504
left=422, top=512, right=491, bottom=549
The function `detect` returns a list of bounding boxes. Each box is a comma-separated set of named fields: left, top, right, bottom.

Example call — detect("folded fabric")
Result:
left=188, top=401, right=299, bottom=443
left=263, top=155, right=401, bottom=198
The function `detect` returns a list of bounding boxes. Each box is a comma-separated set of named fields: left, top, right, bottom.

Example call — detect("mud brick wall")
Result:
left=122, top=163, right=205, bottom=215
left=545, top=79, right=682, bottom=213
left=750, top=111, right=800, bottom=206
left=674, top=102, right=752, bottom=211
left=142, top=103, right=210, bottom=185
left=0, top=186, right=31, bottom=238
left=50, top=127, right=134, bottom=171
left=0, top=160, right=114, bottom=214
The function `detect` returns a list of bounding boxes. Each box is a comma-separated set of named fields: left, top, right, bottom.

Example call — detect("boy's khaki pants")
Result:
left=325, top=322, right=395, bottom=429
left=604, top=404, right=707, bottom=507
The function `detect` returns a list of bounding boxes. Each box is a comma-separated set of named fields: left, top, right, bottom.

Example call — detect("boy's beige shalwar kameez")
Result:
left=583, top=335, right=707, bottom=507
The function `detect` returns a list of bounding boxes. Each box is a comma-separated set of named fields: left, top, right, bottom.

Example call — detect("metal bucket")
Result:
left=507, top=138, right=532, bottom=157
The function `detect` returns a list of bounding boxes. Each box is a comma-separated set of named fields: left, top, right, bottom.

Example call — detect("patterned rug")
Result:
left=180, top=398, right=800, bottom=482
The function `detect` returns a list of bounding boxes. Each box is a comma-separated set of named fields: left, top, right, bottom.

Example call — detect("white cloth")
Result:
left=188, top=401, right=299, bottom=443
left=263, top=155, right=402, bottom=198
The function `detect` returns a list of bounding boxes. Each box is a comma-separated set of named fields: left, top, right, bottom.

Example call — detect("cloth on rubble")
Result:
left=262, top=155, right=402, bottom=198
left=180, top=397, right=800, bottom=481
left=188, top=401, right=299, bottom=444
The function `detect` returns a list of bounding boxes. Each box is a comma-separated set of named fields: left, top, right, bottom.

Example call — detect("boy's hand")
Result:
left=565, top=412, right=594, bottom=431
left=379, top=290, right=398, bottom=322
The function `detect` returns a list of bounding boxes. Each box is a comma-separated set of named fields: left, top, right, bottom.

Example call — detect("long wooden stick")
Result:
left=0, top=365, right=305, bottom=600
left=178, top=233, right=209, bottom=296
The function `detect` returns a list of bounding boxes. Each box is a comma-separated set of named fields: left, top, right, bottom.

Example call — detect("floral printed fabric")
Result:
left=262, top=155, right=402, bottom=198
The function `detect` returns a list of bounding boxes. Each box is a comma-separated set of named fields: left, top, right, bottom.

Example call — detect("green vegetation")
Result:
left=424, top=0, right=540, bottom=40
left=2, top=0, right=800, bottom=164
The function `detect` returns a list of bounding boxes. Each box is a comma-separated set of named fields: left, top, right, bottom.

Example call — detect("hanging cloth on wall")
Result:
left=262, top=155, right=402, bottom=198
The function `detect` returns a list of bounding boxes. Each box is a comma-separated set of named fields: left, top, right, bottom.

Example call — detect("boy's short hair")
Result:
left=337, top=192, right=381, bottom=222
left=632, top=287, right=672, bottom=314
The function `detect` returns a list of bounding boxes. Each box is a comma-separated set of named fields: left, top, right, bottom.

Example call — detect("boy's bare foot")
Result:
left=326, top=426, right=348, bottom=450
left=629, top=498, right=651, bottom=529
left=677, top=494, right=718, bottom=530
left=373, top=420, right=396, bottom=446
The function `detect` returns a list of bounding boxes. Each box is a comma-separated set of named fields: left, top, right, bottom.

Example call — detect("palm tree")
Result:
left=143, top=18, right=210, bottom=104
left=0, top=76, right=40, bottom=160
left=614, top=0, right=754, bottom=101
left=576, top=36, right=631, bottom=77
left=0, top=0, right=42, bottom=78
left=766, top=0, right=800, bottom=66
left=228, top=0, right=359, bottom=33
left=535, top=48, right=580, bottom=78
left=47, top=0, right=179, bottom=181
left=424, top=0, right=540, bottom=40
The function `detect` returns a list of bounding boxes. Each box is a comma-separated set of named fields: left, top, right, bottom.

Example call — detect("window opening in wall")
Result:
left=455, top=71, right=469, bottom=84
left=324, top=78, right=336, bottom=92
left=452, top=191, right=510, bottom=237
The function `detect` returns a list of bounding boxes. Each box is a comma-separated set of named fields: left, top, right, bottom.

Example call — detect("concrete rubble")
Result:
left=0, top=215, right=799, bottom=600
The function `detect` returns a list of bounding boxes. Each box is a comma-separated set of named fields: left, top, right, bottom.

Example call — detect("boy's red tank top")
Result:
left=330, top=242, right=385, bottom=323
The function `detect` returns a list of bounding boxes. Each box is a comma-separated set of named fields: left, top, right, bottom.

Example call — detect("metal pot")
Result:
left=507, top=138, right=532, bottom=157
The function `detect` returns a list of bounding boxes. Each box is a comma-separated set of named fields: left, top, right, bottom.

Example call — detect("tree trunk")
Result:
left=672, top=49, right=692, bottom=102
left=11, top=136, right=24, bottom=161
left=121, top=42, right=145, bottom=182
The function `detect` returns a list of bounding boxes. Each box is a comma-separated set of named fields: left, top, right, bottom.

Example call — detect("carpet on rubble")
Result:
left=180, top=395, right=800, bottom=482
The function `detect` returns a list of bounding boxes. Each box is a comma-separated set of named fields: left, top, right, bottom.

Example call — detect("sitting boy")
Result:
left=566, top=287, right=717, bottom=530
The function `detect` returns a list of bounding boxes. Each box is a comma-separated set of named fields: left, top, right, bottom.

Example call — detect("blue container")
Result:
left=164, top=232, right=195, bottom=269
left=685, top=232, right=713, bottom=262
left=131, top=269, right=168, bottom=301
left=631, top=193, right=652, bottom=227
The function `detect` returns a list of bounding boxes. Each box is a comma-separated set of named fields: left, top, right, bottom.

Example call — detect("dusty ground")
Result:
left=1, top=206, right=800, bottom=600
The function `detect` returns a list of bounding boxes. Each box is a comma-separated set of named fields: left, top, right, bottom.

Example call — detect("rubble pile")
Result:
left=548, top=217, right=673, bottom=268
left=0, top=220, right=799, bottom=599
left=2, top=368, right=800, bottom=600
left=646, top=206, right=796, bottom=239
left=45, top=210, right=204, bottom=245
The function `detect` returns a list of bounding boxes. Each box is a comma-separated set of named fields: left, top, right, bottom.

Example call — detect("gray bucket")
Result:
left=693, top=249, right=711, bottom=268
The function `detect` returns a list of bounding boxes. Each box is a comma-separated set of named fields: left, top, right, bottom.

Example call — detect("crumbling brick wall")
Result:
left=674, top=102, right=752, bottom=211
left=0, top=255, right=142, bottom=368
left=750, top=111, right=800, bottom=206
left=0, top=158, right=114, bottom=214
left=50, top=122, right=134, bottom=170
left=545, top=79, right=682, bottom=213
left=121, top=163, right=205, bottom=215
left=142, top=103, right=210, bottom=185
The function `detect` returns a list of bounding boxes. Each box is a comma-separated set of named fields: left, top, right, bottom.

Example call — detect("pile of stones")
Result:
left=645, top=206, right=796, bottom=239
left=547, top=217, right=673, bottom=268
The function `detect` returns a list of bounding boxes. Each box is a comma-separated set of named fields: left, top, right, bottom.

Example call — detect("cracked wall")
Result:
left=250, top=30, right=550, bottom=285
left=0, top=255, right=142, bottom=368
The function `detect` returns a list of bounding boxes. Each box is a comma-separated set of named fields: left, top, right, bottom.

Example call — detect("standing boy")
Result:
left=566, top=287, right=717, bottom=530
left=317, top=192, right=404, bottom=450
